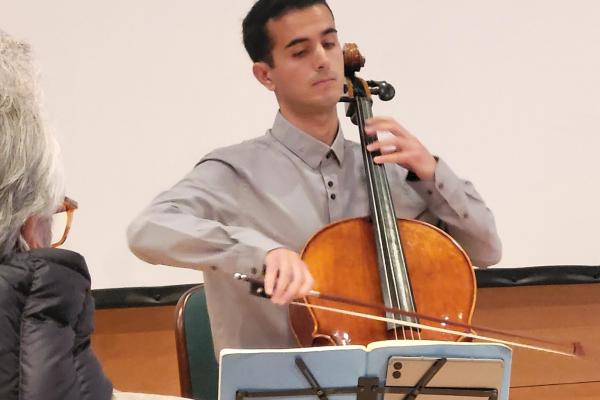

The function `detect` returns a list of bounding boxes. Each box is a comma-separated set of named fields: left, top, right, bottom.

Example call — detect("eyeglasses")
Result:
left=51, top=196, right=78, bottom=248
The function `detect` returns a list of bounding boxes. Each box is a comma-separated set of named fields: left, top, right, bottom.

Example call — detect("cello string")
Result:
left=357, top=98, right=402, bottom=341
left=360, top=98, right=414, bottom=342
left=291, top=301, right=578, bottom=358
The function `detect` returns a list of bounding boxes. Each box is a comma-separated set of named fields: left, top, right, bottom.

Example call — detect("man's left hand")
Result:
left=365, top=116, right=437, bottom=181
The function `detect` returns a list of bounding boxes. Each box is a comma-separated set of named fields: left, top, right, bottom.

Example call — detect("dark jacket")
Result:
left=0, top=248, right=113, bottom=400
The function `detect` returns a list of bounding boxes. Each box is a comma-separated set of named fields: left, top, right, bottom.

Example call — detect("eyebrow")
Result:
left=284, top=27, right=338, bottom=49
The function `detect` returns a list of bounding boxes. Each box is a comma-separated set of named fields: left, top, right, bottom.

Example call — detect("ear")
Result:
left=252, top=62, right=276, bottom=91
left=20, top=215, right=52, bottom=249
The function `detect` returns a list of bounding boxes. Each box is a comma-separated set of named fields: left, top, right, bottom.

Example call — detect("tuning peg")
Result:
left=368, top=80, right=395, bottom=101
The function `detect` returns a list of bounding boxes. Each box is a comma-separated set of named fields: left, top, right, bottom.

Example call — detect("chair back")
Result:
left=175, top=285, right=218, bottom=400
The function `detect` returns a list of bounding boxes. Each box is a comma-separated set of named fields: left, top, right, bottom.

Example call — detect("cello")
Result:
left=288, top=43, right=476, bottom=347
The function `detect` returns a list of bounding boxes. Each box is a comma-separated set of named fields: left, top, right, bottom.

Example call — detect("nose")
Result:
left=313, top=44, right=331, bottom=71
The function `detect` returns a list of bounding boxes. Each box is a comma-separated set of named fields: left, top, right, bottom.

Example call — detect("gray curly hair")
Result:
left=0, top=30, right=64, bottom=258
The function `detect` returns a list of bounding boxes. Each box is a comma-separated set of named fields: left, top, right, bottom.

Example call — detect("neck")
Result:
left=279, top=106, right=339, bottom=145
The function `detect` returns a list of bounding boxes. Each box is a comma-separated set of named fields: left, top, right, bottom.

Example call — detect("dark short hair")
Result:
left=242, top=0, right=333, bottom=66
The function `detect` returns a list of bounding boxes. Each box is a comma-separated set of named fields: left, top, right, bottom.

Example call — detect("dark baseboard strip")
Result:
left=93, top=283, right=198, bottom=309
left=475, top=265, right=600, bottom=288
left=92, top=265, right=600, bottom=309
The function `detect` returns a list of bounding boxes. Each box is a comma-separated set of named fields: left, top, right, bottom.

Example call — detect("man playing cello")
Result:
left=127, top=0, right=501, bottom=356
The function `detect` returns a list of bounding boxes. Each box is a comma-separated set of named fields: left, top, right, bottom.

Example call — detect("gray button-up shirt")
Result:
left=127, top=113, right=501, bottom=356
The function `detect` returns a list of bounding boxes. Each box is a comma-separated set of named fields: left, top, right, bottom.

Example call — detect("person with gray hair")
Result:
left=0, top=28, right=113, bottom=400
left=0, top=32, right=64, bottom=258
left=0, top=30, right=189, bottom=400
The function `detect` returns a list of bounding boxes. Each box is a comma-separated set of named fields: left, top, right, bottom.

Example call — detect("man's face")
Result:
left=262, top=4, right=345, bottom=114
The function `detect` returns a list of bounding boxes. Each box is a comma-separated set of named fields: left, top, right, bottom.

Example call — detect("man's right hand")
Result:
left=263, top=248, right=314, bottom=305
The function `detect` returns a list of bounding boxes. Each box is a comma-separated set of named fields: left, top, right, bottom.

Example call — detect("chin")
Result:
left=306, top=95, right=339, bottom=111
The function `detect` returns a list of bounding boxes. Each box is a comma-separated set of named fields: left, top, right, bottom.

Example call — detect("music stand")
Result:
left=218, top=341, right=512, bottom=400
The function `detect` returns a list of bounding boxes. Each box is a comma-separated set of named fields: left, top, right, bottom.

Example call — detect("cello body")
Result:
left=290, top=217, right=476, bottom=346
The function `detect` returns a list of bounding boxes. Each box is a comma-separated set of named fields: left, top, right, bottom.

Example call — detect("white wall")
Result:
left=3, top=0, right=599, bottom=288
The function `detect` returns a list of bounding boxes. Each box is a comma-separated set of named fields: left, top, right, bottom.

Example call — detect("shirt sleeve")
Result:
left=127, top=159, right=285, bottom=278
left=407, top=158, right=502, bottom=268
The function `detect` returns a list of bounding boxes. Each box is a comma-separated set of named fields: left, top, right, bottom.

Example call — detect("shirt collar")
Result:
left=270, top=112, right=345, bottom=169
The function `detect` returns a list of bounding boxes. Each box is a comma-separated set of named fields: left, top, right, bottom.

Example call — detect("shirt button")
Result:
left=426, top=189, right=433, bottom=195
left=330, top=193, right=336, bottom=200
left=328, top=181, right=334, bottom=187
left=463, top=212, right=469, bottom=219
left=438, top=183, right=444, bottom=190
